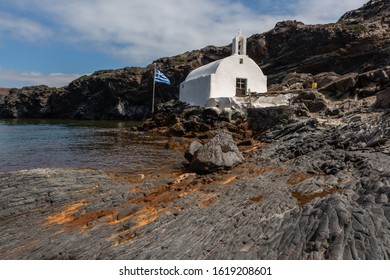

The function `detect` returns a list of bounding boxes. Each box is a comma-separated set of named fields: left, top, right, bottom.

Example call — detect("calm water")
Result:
left=0, top=119, right=182, bottom=173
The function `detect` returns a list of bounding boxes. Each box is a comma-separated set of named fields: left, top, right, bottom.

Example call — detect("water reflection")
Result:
left=0, top=119, right=182, bottom=172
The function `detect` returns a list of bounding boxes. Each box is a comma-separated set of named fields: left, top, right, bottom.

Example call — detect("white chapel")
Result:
left=179, top=32, right=267, bottom=107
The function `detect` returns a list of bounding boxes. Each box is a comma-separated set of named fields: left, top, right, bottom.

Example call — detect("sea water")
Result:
left=0, top=119, right=182, bottom=172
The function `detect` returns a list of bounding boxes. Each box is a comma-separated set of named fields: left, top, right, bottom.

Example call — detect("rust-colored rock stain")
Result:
left=250, top=195, right=263, bottom=203
left=65, top=210, right=113, bottom=231
left=292, top=188, right=342, bottom=206
left=46, top=200, right=88, bottom=226
left=287, top=172, right=315, bottom=185
left=43, top=161, right=258, bottom=246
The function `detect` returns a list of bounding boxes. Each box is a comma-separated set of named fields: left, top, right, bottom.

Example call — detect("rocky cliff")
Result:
left=0, top=0, right=389, bottom=120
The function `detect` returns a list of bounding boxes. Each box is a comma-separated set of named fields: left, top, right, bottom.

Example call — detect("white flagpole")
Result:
left=152, top=63, right=156, bottom=114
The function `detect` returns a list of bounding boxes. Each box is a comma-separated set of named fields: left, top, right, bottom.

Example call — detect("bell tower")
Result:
left=232, top=29, right=247, bottom=56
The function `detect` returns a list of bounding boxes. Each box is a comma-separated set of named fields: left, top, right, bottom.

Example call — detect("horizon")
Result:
left=0, top=0, right=367, bottom=88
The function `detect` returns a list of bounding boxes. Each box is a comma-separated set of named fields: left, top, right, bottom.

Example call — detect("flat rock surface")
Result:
left=1, top=105, right=389, bottom=260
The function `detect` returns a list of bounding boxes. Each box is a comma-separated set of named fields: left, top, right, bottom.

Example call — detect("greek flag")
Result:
left=155, top=70, right=171, bottom=85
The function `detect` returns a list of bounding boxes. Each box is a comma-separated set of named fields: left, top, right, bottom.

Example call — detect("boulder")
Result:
left=188, top=130, right=244, bottom=173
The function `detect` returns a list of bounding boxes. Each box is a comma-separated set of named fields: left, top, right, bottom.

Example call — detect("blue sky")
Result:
left=0, top=0, right=367, bottom=88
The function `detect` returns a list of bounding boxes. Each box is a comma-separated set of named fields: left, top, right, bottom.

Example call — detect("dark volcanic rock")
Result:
left=188, top=130, right=244, bottom=173
left=0, top=86, right=66, bottom=118
left=63, top=68, right=161, bottom=120
left=0, top=68, right=175, bottom=120
left=247, top=106, right=296, bottom=133
left=142, top=100, right=249, bottom=139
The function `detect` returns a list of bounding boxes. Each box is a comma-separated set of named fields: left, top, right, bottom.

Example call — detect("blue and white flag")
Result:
left=155, top=70, right=171, bottom=85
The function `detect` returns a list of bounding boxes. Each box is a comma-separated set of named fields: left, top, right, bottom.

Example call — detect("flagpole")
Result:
left=152, top=63, right=156, bottom=114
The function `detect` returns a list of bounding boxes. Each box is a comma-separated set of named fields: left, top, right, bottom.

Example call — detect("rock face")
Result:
left=186, top=130, right=244, bottom=173
left=0, top=68, right=174, bottom=120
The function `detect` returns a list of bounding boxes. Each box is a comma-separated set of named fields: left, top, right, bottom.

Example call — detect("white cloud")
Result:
left=4, top=0, right=287, bottom=64
left=7, top=0, right=367, bottom=64
left=0, top=68, right=81, bottom=88
left=291, top=0, right=368, bottom=24
left=0, top=11, right=52, bottom=42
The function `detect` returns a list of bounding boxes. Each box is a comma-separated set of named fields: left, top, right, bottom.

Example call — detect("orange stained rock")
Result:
left=65, top=209, right=113, bottom=231
left=292, top=188, right=342, bottom=206
left=46, top=200, right=88, bottom=225
left=46, top=199, right=115, bottom=232
left=134, top=206, right=161, bottom=228
left=219, top=175, right=237, bottom=185
left=250, top=195, right=263, bottom=203
left=287, top=172, right=315, bottom=185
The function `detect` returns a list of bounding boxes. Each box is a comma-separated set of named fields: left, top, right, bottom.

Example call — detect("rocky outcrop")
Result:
left=317, top=66, right=390, bottom=99
left=62, top=68, right=167, bottom=120
left=0, top=86, right=66, bottom=118
left=0, top=68, right=171, bottom=120
left=141, top=100, right=250, bottom=140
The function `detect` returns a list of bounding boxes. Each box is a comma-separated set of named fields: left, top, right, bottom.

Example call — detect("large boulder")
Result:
left=187, top=130, right=244, bottom=173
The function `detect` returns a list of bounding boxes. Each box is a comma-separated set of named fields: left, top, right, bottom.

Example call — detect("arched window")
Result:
left=238, top=39, right=244, bottom=55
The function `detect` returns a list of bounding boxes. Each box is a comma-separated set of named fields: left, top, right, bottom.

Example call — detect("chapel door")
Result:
left=236, top=78, right=247, bottom=97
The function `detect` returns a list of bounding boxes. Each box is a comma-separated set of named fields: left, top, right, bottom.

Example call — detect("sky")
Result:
left=0, top=0, right=367, bottom=88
